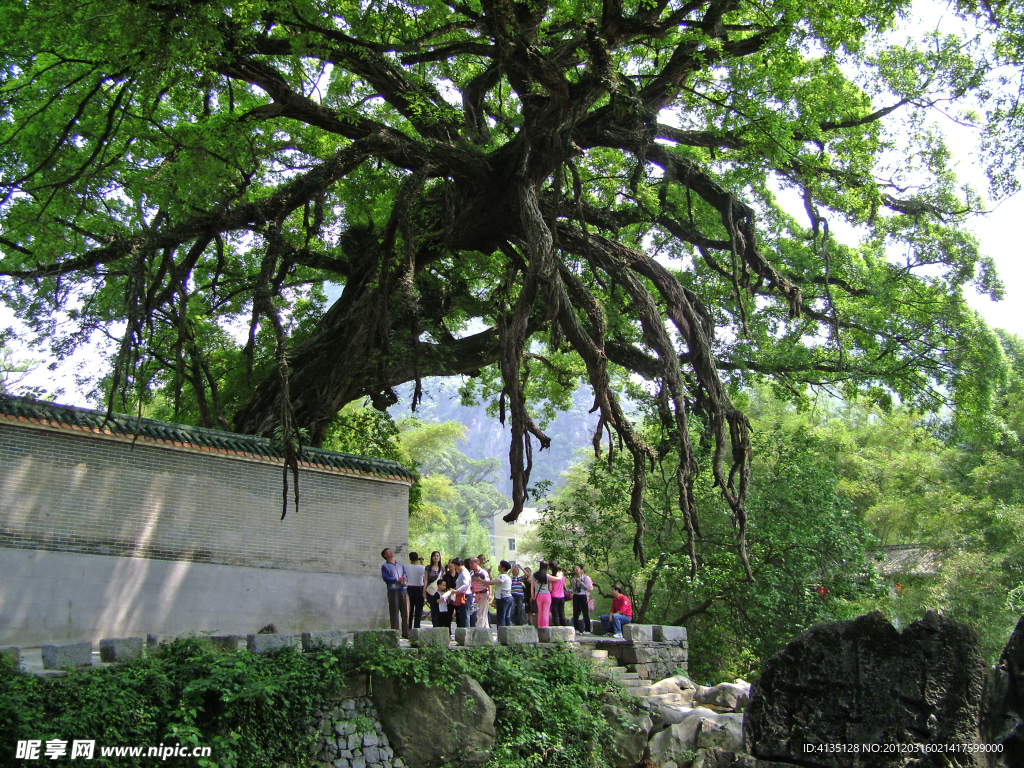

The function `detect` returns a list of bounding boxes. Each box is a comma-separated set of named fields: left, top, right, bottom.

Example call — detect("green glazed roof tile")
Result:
left=0, top=394, right=415, bottom=483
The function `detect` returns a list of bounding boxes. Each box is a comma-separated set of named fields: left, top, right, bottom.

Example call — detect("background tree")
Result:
left=318, top=405, right=505, bottom=556
left=0, top=0, right=1007, bottom=567
left=829, top=333, right=1024, bottom=660
left=539, top=390, right=874, bottom=681
left=397, top=417, right=506, bottom=558
left=0, top=333, right=45, bottom=398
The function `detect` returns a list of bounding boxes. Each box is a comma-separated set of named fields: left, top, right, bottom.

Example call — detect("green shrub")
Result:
left=0, top=640, right=614, bottom=768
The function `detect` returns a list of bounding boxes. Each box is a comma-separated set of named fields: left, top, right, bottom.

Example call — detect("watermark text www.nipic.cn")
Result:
left=804, top=742, right=1004, bottom=755
left=15, top=740, right=212, bottom=760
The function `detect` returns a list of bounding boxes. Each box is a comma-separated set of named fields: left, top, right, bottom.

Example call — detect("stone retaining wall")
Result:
left=7, top=624, right=690, bottom=679
left=598, top=624, right=689, bottom=679
left=311, top=690, right=405, bottom=768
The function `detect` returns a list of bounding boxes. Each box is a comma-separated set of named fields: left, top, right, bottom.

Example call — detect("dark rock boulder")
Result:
left=744, top=611, right=985, bottom=767
left=372, top=674, right=496, bottom=768
left=981, top=615, right=1024, bottom=767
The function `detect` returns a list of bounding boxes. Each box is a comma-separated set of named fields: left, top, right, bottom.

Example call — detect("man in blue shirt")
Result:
left=381, top=548, right=409, bottom=638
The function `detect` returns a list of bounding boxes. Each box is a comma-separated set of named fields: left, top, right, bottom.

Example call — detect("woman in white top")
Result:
left=485, top=561, right=515, bottom=626
left=406, top=553, right=427, bottom=629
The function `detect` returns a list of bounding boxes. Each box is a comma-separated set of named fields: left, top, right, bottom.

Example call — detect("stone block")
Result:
left=41, top=641, right=92, bottom=669
left=619, top=644, right=687, bottom=665
left=538, top=626, right=576, bottom=643
left=0, top=646, right=19, bottom=665
left=455, top=627, right=494, bottom=646
left=623, top=624, right=654, bottom=643
left=411, top=627, right=451, bottom=648
left=353, top=630, right=400, bottom=650
left=363, top=745, right=381, bottom=763
left=592, top=623, right=607, bottom=635
left=498, top=625, right=539, bottom=645
left=654, top=625, right=687, bottom=643
left=99, top=636, right=143, bottom=663
left=302, top=630, right=349, bottom=652
left=246, top=634, right=295, bottom=654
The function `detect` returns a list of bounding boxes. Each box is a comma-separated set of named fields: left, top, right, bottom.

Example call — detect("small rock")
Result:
left=497, top=625, right=539, bottom=645
left=694, top=682, right=749, bottom=712
left=207, top=635, right=240, bottom=652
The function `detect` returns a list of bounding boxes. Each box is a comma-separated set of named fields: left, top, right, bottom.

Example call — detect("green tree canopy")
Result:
left=539, top=390, right=874, bottom=679
left=0, top=0, right=1009, bottom=568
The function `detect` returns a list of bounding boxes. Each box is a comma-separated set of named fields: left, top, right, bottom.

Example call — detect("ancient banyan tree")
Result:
left=0, top=0, right=1006, bottom=574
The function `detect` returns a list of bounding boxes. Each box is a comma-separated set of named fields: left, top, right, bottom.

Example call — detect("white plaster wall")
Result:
left=0, top=548, right=390, bottom=646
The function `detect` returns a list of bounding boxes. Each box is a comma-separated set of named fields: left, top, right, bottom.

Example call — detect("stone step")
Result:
left=644, top=692, right=690, bottom=705
left=632, top=687, right=678, bottom=698
left=625, top=685, right=654, bottom=697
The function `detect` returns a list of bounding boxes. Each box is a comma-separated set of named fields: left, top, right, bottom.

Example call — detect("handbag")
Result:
left=453, top=591, right=467, bottom=606
left=426, top=578, right=438, bottom=596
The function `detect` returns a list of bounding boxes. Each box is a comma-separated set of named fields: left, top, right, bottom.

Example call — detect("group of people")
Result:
left=380, top=548, right=634, bottom=638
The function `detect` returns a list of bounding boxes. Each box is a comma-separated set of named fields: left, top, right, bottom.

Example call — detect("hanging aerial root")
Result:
left=558, top=223, right=755, bottom=575
left=255, top=227, right=301, bottom=519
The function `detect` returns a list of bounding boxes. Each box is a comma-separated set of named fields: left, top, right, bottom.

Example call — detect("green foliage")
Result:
left=820, top=335, right=1024, bottom=662
left=393, top=417, right=507, bottom=560
left=0, top=0, right=1011, bottom=549
left=0, top=332, right=50, bottom=399
left=471, top=646, right=613, bottom=768
left=0, top=639, right=612, bottom=768
left=539, top=393, right=875, bottom=682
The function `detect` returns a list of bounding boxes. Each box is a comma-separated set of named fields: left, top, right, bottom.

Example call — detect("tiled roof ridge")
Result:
left=0, top=394, right=415, bottom=483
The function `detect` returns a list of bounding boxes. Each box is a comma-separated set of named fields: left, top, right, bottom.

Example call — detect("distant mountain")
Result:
left=392, top=379, right=599, bottom=497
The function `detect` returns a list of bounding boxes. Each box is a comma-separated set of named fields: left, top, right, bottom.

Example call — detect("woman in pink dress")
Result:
left=534, top=561, right=552, bottom=628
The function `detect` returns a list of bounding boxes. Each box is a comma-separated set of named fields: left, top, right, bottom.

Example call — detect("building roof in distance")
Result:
left=874, top=544, right=943, bottom=577
left=0, top=394, right=415, bottom=484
